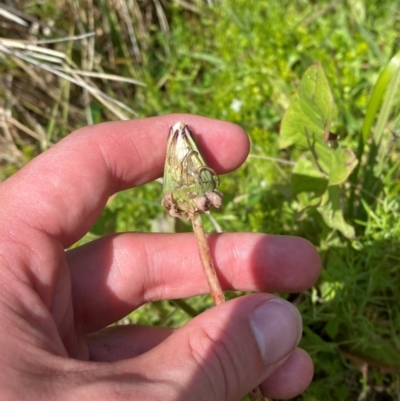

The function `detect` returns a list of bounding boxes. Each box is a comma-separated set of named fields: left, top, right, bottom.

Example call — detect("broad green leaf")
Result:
left=328, top=148, right=358, bottom=186
left=281, top=63, right=359, bottom=189
left=292, top=158, right=328, bottom=196
left=317, top=187, right=355, bottom=239
left=280, top=63, right=337, bottom=153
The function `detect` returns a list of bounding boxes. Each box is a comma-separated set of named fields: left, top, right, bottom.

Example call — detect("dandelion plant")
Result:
left=162, top=121, right=264, bottom=401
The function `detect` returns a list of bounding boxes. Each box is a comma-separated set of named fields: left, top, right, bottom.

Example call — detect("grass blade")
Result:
left=361, top=51, right=400, bottom=143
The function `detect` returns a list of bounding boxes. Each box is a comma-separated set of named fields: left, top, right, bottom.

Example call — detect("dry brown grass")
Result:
left=0, top=0, right=205, bottom=172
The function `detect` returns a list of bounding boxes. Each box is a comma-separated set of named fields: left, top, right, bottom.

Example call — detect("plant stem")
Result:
left=191, top=214, right=225, bottom=305
left=190, top=214, right=265, bottom=401
left=247, top=386, right=266, bottom=401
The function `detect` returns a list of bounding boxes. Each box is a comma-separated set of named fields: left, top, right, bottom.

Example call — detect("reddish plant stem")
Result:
left=190, top=214, right=264, bottom=401
left=191, top=214, right=225, bottom=305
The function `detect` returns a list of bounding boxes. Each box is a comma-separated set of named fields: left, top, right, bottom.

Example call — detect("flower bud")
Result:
left=162, top=121, right=223, bottom=220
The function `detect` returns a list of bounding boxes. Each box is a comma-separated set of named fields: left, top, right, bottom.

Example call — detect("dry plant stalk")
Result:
left=162, top=121, right=264, bottom=401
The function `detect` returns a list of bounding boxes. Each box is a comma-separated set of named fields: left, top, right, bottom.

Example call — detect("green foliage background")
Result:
left=1, top=0, right=400, bottom=400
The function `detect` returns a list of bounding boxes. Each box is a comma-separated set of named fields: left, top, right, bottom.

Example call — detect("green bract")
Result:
left=162, top=121, right=222, bottom=220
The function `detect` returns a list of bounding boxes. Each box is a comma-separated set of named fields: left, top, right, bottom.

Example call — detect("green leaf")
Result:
left=301, top=325, right=328, bottom=348
left=321, top=281, right=344, bottom=302
left=361, top=50, right=400, bottom=143
left=179, top=51, right=225, bottom=66
left=317, top=187, right=355, bottom=239
left=350, top=52, right=400, bottom=214
left=279, top=63, right=337, bottom=153
left=324, top=318, right=339, bottom=340
left=281, top=63, right=359, bottom=190
left=292, top=158, right=328, bottom=196
left=373, top=59, right=400, bottom=146
left=328, top=148, right=358, bottom=186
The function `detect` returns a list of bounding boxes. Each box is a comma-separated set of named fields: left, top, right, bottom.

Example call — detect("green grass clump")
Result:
left=1, top=1, right=400, bottom=399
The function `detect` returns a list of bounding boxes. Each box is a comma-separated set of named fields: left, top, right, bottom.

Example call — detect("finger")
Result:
left=87, top=328, right=313, bottom=398
left=0, top=115, right=249, bottom=247
left=113, top=294, right=307, bottom=401
left=67, top=232, right=320, bottom=331
left=260, top=348, right=314, bottom=399
left=87, top=325, right=174, bottom=362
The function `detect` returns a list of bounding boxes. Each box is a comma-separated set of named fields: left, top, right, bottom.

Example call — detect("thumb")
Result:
left=132, top=294, right=303, bottom=401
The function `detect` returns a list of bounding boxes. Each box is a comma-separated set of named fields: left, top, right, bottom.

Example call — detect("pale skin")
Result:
left=0, top=114, right=321, bottom=400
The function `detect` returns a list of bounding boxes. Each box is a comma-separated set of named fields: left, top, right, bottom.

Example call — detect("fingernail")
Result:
left=250, top=298, right=303, bottom=365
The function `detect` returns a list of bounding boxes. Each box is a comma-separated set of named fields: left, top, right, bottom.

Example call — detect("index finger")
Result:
left=0, top=115, right=249, bottom=247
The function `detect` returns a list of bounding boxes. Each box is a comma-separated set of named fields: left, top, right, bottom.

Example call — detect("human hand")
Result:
left=0, top=115, right=320, bottom=400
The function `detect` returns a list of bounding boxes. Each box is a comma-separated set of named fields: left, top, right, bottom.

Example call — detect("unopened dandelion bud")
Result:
left=162, top=121, right=223, bottom=220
